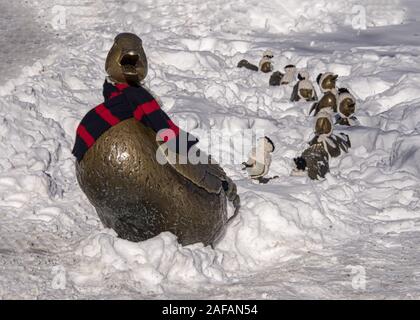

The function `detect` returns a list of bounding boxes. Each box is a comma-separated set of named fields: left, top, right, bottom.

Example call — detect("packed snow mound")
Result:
left=0, top=2, right=52, bottom=82
left=390, top=136, right=420, bottom=176
left=71, top=230, right=228, bottom=295
left=238, top=0, right=406, bottom=34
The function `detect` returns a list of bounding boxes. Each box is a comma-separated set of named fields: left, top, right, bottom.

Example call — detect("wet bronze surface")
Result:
left=321, top=74, right=337, bottom=91
left=237, top=59, right=259, bottom=71
left=301, top=143, right=329, bottom=180
left=336, top=117, right=351, bottom=126
left=309, top=133, right=351, bottom=159
left=319, top=92, right=337, bottom=112
left=269, top=71, right=283, bottom=86
left=300, top=88, right=313, bottom=100
left=310, top=92, right=337, bottom=115
left=339, top=97, right=356, bottom=117
left=76, top=118, right=236, bottom=246
left=260, top=61, right=272, bottom=73
left=315, top=117, right=332, bottom=135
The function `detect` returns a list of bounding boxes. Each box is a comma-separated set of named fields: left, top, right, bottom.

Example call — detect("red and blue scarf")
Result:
left=72, top=80, right=198, bottom=162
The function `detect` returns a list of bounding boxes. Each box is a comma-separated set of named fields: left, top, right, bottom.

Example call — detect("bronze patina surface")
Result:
left=315, top=116, right=332, bottom=136
left=300, top=88, right=313, bottom=101
left=76, top=118, right=238, bottom=246
left=310, top=91, right=337, bottom=115
left=260, top=61, right=272, bottom=73
left=339, top=97, right=356, bottom=117
left=301, top=143, right=330, bottom=180
left=321, top=74, right=338, bottom=91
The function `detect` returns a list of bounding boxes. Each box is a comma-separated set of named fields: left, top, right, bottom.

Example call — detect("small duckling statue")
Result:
left=308, top=109, right=351, bottom=158
left=293, top=144, right=330, bottom=180
left=237, top=50, right=274, bottom=73
left=336, top=88, right=359, bottom=126
left=290, top=70, right=318, bottom=102
left=269, top=71, right=283, bottom=86
left=293, top=110, right=350, bottom=180
left=309, top=91, right=337, bottom=116
left=242, top=137, right=277, bottom=184
left=259, top=50, right=274, bottom=73
left=316, top=72, right=338, bottom=94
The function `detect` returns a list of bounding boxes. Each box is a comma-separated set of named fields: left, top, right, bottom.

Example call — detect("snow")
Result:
left=0, top=0, right=420, bottom=299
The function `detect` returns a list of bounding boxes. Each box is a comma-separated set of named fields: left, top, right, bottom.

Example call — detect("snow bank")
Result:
left=390, top=136, right=420, bottom=176
left=70, top=230, right=228, bottom=294
left=124, top=0, right=405, bottom=37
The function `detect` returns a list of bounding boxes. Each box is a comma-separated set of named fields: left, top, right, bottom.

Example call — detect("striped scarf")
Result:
left=72, top=80, right=198, bottom=162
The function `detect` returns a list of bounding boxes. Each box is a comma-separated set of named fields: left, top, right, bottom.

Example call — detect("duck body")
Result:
left=76, top=118, right=231, bottom=246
